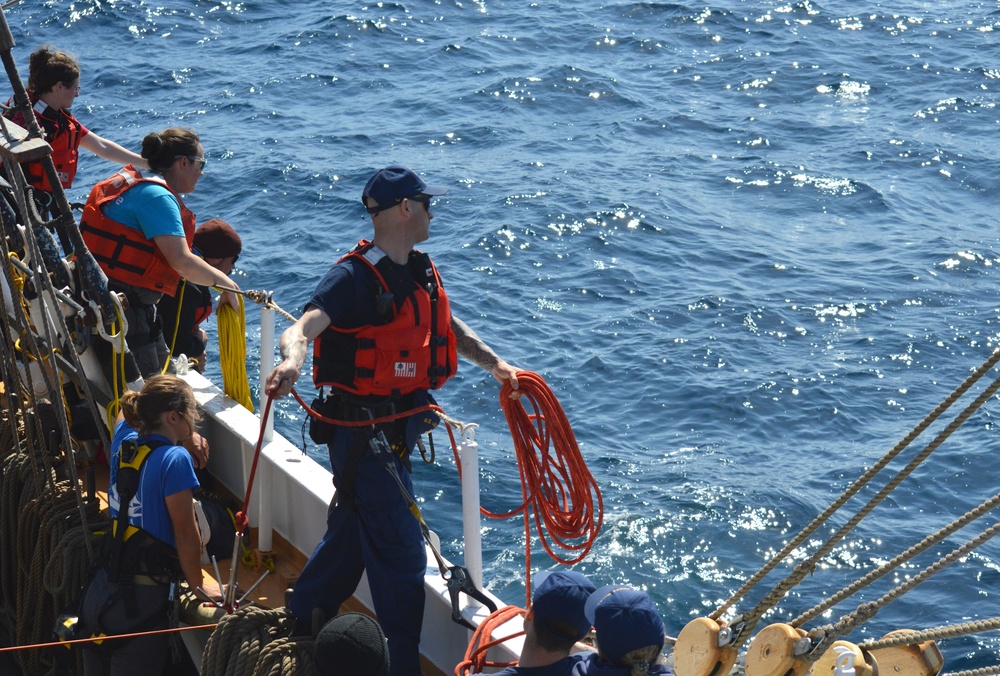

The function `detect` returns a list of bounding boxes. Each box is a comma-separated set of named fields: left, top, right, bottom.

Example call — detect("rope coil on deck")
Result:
left=454, top=605, right=526, bottom=676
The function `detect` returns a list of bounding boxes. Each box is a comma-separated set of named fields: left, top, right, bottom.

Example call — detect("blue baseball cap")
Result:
left=531, top=570, right=597, bottom=643
left=361, top=164, right=447, bottom=214
left=584, top=585, right=665, bottom=666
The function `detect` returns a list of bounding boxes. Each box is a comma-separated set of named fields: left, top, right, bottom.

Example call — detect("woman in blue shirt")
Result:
left=80, top=127, right=240, bottom=378
left=80, top=375, right=221, bottom=676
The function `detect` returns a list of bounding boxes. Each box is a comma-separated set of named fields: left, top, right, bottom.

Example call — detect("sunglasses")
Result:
left=176, top=154, right=207, bottom=169
left=408, top=194, right=432, bottom=211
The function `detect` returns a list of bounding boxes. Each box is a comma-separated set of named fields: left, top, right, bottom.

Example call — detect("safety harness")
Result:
left=104, top=437, right=182, bottom=616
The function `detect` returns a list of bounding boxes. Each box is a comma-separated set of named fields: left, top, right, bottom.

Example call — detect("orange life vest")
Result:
left=312, top=241, right=458, bottom=398
left=3, top=96, right=85, bottom=191
left=79, top=165, right=195, bottom=296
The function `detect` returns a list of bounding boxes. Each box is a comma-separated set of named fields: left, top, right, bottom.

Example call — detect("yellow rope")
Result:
left=163, top=278, right=188, bottom=375
left=217, top=294, right=253, bottom=412
left=105, top=304, right=127, bottom=430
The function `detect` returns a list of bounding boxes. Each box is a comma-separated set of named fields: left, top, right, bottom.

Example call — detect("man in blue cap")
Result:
left=489, top=570, right=597, bottom=675
left=266, top=165, right=521, bottom=676
left=577, top=586, right=672, bottom=675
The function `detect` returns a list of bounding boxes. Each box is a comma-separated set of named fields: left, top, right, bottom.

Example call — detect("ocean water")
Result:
left=7, top=0, right=1000, bottom=670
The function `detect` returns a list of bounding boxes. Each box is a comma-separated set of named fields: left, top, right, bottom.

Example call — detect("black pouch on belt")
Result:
left=309, top=396, right=335, bottom=444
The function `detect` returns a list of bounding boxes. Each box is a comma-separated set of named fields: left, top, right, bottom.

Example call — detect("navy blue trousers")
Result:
left=289, top=428, right=426, bottom=676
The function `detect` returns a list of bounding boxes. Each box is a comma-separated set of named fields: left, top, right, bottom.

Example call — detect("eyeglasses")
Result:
left=61, top=81, right=80, bottom=93
left=176, top=155, right=207, bottom=169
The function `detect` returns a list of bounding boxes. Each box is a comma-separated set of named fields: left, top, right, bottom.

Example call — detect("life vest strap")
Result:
left=79, top=221, right=155, bottom=275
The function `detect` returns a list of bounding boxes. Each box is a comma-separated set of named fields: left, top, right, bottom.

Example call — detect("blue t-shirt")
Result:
left=108, top=420, right=199, bottom=548
left=492, top=653, right=589, bottom=676
left=102, top=180, right=185, bottom=240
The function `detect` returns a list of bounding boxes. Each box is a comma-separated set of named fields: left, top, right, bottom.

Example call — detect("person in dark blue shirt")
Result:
left=490, top=570, right=597, bottom=676
left=158, top=218, right=242, bottom=371
left=265, top=165, right=522, bottom=676
left=575, top=586, right=673, bottom=676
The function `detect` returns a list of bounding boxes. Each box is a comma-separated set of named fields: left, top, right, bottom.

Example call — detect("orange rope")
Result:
left=0, top=622, right=218, bottom=652
left=289, top=371, right=602, bottom=651
left=290, top=387, right=448, bottom=429
left=486, top=370, right=603, bottom=604
left=234, top=393, right=276, bottom=534
left=454, top=605, right=526, bottom=676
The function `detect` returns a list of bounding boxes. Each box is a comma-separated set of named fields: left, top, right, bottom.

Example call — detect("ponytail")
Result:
left=119, top=375, right=197, bottom=435
left=617, top=644, right=667, bottom=676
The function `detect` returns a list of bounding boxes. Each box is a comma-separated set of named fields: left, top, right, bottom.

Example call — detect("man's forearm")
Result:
left=279, top=328, right=310, bottom=369
left=452, top=316, right=500, bottom=372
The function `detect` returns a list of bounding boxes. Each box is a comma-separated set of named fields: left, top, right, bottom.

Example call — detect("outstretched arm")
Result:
left=154, top=235, right=242, bottom=292
left=79, top=132, right=150, bottom=170
left=452, top=315, right=520, bottom=398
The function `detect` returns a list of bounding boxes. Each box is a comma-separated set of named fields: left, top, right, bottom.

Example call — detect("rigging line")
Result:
left=0, top=253, right=31, bottom=462
left=805, top=518, right=1000, bottom=661
left=712, top=347, right=1000, bottom=623
left=233, top=287, right=299, bottom=324
left=163, top=278, right=188, bottom=374
left=859, top=616, right=1000, bottom=652
left=0, top=148, right=113, bottom=463
left=0, top=247, right=50, bottom=496
left=0, top=621, right=218, bottom=652
left=732, top=369, right=1000, bottom=649
left=12, top=191, right=108, bottom=565
left=941, top=666, right=1000, bottom=676
left=791, top=489, right=1000, bottom=627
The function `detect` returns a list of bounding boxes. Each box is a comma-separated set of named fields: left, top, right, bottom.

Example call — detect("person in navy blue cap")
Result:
left=576, top=586, right=673, bottom=676
left=487, top=570, right=597, bottom=675
left=265, top=164, right=522, bottom=676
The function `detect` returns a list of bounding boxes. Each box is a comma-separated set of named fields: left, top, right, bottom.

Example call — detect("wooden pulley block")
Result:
left=810, top=640, right=876, bottom=676
left=672, top=617, right=739, bottom=676
left=866, top=629, right=943, bottom=676
left=745, top=623, right=812, bottom=676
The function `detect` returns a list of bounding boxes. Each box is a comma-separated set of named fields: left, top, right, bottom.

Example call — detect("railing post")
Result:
left=460, top=424, right=483, bottom=591
left=259, top=304, right=275, bottom=443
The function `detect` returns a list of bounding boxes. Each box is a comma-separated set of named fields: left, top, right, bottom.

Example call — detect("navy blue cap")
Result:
left=531, top=570, right=596, bottom=643
left=361, top=164, right=447, bottom=214
left=584, top=585, right=665, bottom=666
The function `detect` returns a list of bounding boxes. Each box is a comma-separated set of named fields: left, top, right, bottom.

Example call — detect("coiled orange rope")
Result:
left=455, top=372, right=603, bottom=673
left=454, top=605, right=526, bottom=676
left=489, top=370, right=603, bottom=599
